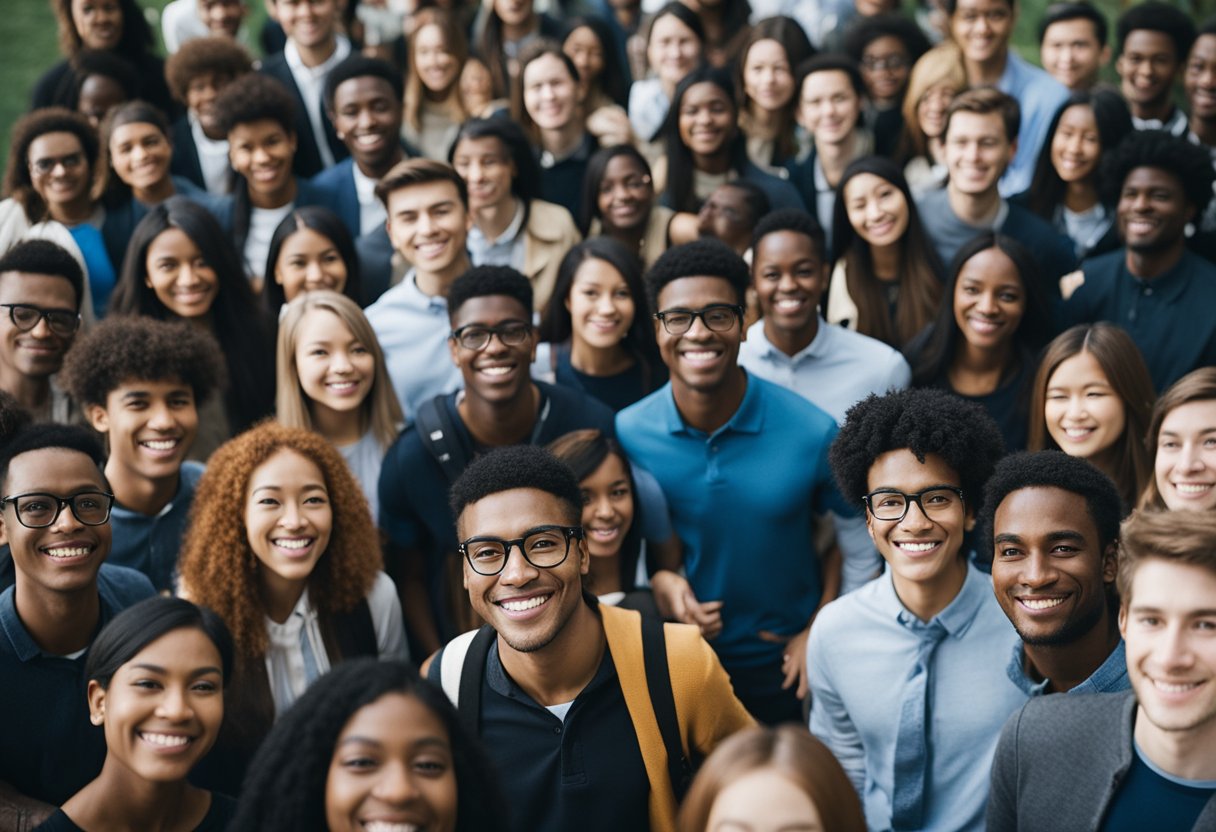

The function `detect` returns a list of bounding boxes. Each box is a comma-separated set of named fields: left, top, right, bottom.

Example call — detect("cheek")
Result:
left=324, top=766, right=362, bottom=827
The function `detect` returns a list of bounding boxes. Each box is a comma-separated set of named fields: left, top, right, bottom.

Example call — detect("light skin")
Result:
left=564, top=26, right=605, bottom=101
left=228, top=119, right=298, bottom=209
left=1050, top=104, right=1102, bottom=212
left=274, top=227, right=348, bottom=301
left=705, top=768, right=824, bottom=832
left=108, top=121, right=174, bottom=204
left=565, top=258, right=636, bottom=377
left=413, top=24, right=459, bottom=98
left=579, top=453, right=634, bottom=595
left=197, top=0, right=246, bottom=37
left=797, top=70, right=861, bottom=187
left=273, top=0, right=340, bottom=66
left=494, top=0, right=535, bottom=41
left=1154, top=400, right=1216, bottom=512
left=1187, top=34, right=1216, bottom=146
left=451, top=136, right=518, bottom=241
left=843, top=172, right=909, bottom=281
left=144, top=228, right=219, bottom=322
left=949, top=246, right=1025, bottom=397
left=944, top=110, right=1015, bottom=224
left=648, top=14, right=702, bottom=97
left=991, top=486, right=1119, bottom=693
left=71, top=0, right=123, bottom=50
left=0, top=272, right=79, bottom=413
left=330, top=76, right=404, bottom=180
left=1040, top=18, right=1110, bottom=90
left=678, top=83, right=736, bottom=176
left=27, top=132, right=94, bottom=224
left=742, top=39, right=795, bottom=120
left=1120, top=559, right=1216, bottom=780
left=950, top=0, right=1015, bottom=85
left=325, top=692, right=458, bottom=832
left=1117, top=166, right=1194, bottom=279
left=1044, top=351, right=1126, bottom=476
left=293, top=308, right=374, bottom=446
left=752, top=230, right=828, bottom=357
left=523, top=55, right=582, bottom=158
left=1117, top=29, right=1180, bottom=123
left=383, top=180, right=472, bottom=298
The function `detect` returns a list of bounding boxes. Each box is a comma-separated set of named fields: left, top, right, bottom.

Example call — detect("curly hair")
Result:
left=829, top=388, right=1006, bottom=511
left=645, top=238, right=750, bottom=312
left=3, top=107, right=99, bottom=224
left=164, top=36, right=253, bottom=104
left=0, top=239, right=85, bottom=309
left=447, top=265, right=533, bottom=321
left=59, top=316, right=227, bottom=409
left=1098, top=129, right=1216, bottom=218
left=751, top=207, right=826, bottom=261
left=0, top=423, right=105, bottom=493
left=230, top=658, right=506, bottom=832
left=449, top=444, right=583, bottom=529
left=1115, top=0, right=1196, bottom=58
left=178, top=422, right=381, bottom=659
left=212, top=73, right=298, bottom=137
left=51, top=0, right=155, bottom=58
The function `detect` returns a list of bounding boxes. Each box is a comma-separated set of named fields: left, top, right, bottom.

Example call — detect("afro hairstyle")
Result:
left=449, top=444, right=584, bottom=529
left=1098, top=129, right=1216, bottom=217
left=447, top=265, right=533, bottom=322
left=1115, top=0, right=1196, bottom=58
left=644, top=238, right=751, bottom=313
left=212, top=72, right=297, bottom=137
left=750, top=208, right=827, bottom=261
left=164, top=36, right=254, bottom=104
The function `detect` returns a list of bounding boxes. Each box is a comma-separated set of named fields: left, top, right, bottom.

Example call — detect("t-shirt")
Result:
left=1100, top=743, right=1216, bottom=832
left=34, top=792, right=236, bottom=831
left=244, top=202, right=293, bottom=281
left=108, top=462, right=205, bottom=592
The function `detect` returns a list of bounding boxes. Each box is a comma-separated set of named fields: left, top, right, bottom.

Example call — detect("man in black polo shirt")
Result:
left=0, top=425, right=155, bottom=828
left=1064, top=131, right=1216, bottom=392
left=379, top=266, right=615, bottom=657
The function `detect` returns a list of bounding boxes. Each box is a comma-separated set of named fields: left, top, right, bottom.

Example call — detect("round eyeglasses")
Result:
left=450, top=321, right=533, bottom=351
left=653, top=304, right=744, bottom=335
left=459, top=525, right=583, bottom=576
left=863, top=487, right=965, bottom=522
left=1, top=491, right=115, bottom=528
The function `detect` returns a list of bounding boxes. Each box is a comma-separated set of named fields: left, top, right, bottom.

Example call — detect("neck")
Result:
left=105, top=459, right=179, bottom=517
left=1063, top=180, right=1099, bottom=212
left=249, top=177, right=297, bottom=210
left=475, top=197, right=520, bottom=241
left=1132, top=98, right=1173, bottom=123
left=540, top=124, right=583, bottom=159
left=358, top=146, right=405, bottom=182
left=588, top=555, right=623, bottom=595
left=607, top=221, right=646, bottom=253
left=14, top=579, right=99, bottom=655
left=499, top=598, right=606, bottom=705
left=309, top=401, right=365, bottom=446
left=134, top=177, right=176, bottom=205
left=964, top=48, right=1008, bottom=86
left=763, top=317, right=818, bottom=358
left=1023, top=614, right=1120, bottom=693
left=948, top=184, right=1002, bottom=225
left=295, top=36, right=337, bottom=68
left=72, top=760, right=199, bottom=832
left=459, top=383, right=540, bottom=447
left=414, top=252, right=471, bottom=298
left=693, top=148, right=732, bottom=176
left=1135, top=703, right=1216, bottom=780
left=817, top=132, right=857, bottom=187
left=569, top=339, right=634, bottom=376
left=748, top=105, right=779, bottom=135
left=670, top=368, right=747, bottom=434
left=892, top=555, right=968, bottom=621
left=950, top=340, right=1013, bottom=394
left=502, top=14, right=536, bottom=42
left=927, top=135, right=947, bottom=164
left=50, top=197, right=93, bottom=224
left=0, top=369, right=52, bottom=413
left=259, top=571, right=307, bottom=624
left=871, top=242, right=901, bottom=280
left=1191, top=115, right=1216, bottom=147
left=1126, top=239, right=1186, bottom=280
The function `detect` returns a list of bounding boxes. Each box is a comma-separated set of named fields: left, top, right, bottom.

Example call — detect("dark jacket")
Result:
left=258, top=53, right=349, bottom=178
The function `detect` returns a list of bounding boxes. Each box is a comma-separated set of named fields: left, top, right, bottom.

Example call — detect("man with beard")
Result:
left=1063, top=130, right=1216, bottom=392
left=982, top=451, right=1129, bottom=696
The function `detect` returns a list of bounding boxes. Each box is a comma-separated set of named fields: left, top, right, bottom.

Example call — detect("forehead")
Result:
left=801, top=69, right=853, bottom=96
left=387, top=179, right=462, bottom=213
left=866, top=449, right=962, bottom=491
left=1126, top=558, right=1216, bottom=610
left=451, top=294, right=530, bottom=328
left=0, top=272, right=77, bottom=307
left=864, top=35, right=909, bottom=56
left=1123, top=29, right=1176, bottom=56
left=524, top=53, right=573, bottom=82
left=1122, top=165, right=1185, bottom=193
left=458, top=487, right=577, bottom=537
left=993, top=485, right=1099, bottom=540
left=1044, top=17, right=1100, bottom=43
left=946, top=109, right=1006, bottom=138
left=651, top=14, right=695, bottom=39
left=454, top=135, right=508, bottom=158
left=28, top=131, right=84, bottom=158
left=603, top=153, right=645, bottom=178
left=656, top=275, right=739, bottom=308
left=4, top=447, right=105, bottom=494
left=1192, top=33, right=1216, bottom=60
left=334, top=75, right=397, bottom=105
left=952, top=0, right=1012, bottom=14
left=755, top=229, right=821, bottom=262
left=228, top=118, right=290, bottom=141
left=682, top=82, right=730, bottom=106
left=958, top=247, right=1020, bottom=284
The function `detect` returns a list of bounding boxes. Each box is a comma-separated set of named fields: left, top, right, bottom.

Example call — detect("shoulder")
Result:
left=811, top=581, right=882, bottom=642
left=823, top=324, right=908, bottom=370
left=259, top=52, right=290, bottom=75
left=527, top=200, right=580, bottom=239
left=310, top=158, right=354, bottom=189
left=366, top=571, right=399, bottom=609
left=97, top=565, right=157, bottom=607
left=539, top=380, right=615, bottom=432
left=616, top=386, right=671, bottom=431
left=1005, top=690, right=1134, bottom=749
left=755, top=376, right=836, bottom=432
left=180, top=460, right=206, bottom=488
left=1081, top=249, right=1125, bottom=280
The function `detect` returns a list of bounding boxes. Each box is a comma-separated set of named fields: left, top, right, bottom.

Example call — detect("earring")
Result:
left=90, top=712, right=103, bottom=725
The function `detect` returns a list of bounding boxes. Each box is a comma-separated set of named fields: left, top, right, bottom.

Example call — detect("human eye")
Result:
left=1050, top=544, right=1079, bottom=555
left=308, top=346, right=329, bottom=357
left=414, top=756, right=451, bottom=776
left=1196, top=619, right=1216, bottom=632
left=76, top=495, right=103, bottom=511
left=132, top=678, right=163, bottom=690
left=192, top=679, right=220, bottom=693
left=304, top=493, right=329, bottom=506
left=998, top=290, right=1021, bottom=303
left=286, top=256, right=308, bottom=269
left=876, top=494, right=904, bottom=509
left=611, top=486, right=631, bottom=499
left=257, top=496, right=280, bottom=507
left=351, top=343, right=370, bottom=355
left=997, top=546, right=1022, bottom=559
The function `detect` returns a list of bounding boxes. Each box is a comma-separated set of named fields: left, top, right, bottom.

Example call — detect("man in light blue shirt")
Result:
left=809, top=388, right=1025, bottom=831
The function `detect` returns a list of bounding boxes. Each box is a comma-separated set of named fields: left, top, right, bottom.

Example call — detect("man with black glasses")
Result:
left=617, top=239, right=856, bottom=724
left=0, top=240, right=85, bottom=424
left=428, top=444, right=751, bottom=832
left=0, top=424, right=155, bottom=828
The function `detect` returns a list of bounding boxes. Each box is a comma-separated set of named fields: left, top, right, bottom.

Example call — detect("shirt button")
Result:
left=1144, top=287, right=1153, bottom=296
left=553, top=725, right=562, bottom=735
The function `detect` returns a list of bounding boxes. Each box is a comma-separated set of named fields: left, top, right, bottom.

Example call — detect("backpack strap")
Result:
left=640, top=614, right=694, bottom=803
left=415, top=396, right=471, bottom=485
left=332, top=598, right=378, bottom=659
left=437, top=625, right=496, bottom=737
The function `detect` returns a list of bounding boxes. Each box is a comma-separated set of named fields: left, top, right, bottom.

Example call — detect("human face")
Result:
left=860, top=35, right=912, bottom=106
left=865, top=450, right=972, bottom=589
left=654, top=275, right=744, bottom=395
left=992, top=486, right=1115, bottom=647
left=294, top=308, right=374, bottom=417
left=459, top=487, right=588, bottom=654
left=1120, top=559, right=1216, bottom=750
left=71, top=0, right=123, bottom=50
left=274, top=0, right=338, bottom=49
left=523, top=54, right=579, bottom=133
left=1050, top=104, right=1100, bottom=184
left=952, top=246, right=1025, bottom=351
left=144, top=228, right=219, bottom=319
left=384, top=180, right=470, bottom=273
left=0, top=272, right=79, bottom=381
left=743, top=39, right=795, bottom=113
left=1044, top=350, right=1126, bottom=462
left=449, top=296, right=536, bottom=406
left=28, top=132, right=91, bottom=216
left=843, top=172, right=909, bottom=248
left=198, top=0, right=246, bottom=37
left=647, top=14, right=701, bottom=89
left=564, top=26, right=605, bottom=94
left=413, top=24, right=459, bottom=95
left=949, top=0, right=1014, bottom=66
left=228, top=119, right=297, bottom=203
left=87, top=379, right=198, bottom=483
left=88, top=628, right=224, bottom=782
left=916, top=83, right=957, bottom=140
left=494, top=0, right=533, bottom=28
left=566, top=257, right=634, bottom=353
left=580, top=453, right=634, bottom=558
left=1117, top=166, right=1193, bottom=253
left=596, top=153, right=653, bottom=233
left=109, top=122, right=172, bottom=194
left=697, top=186, right=753, bottom=254
left=0, top=447, right=112, bottom=596
left=459, top=60, right=493, bottom=113
left=678, top=83, right=735, bottom=160
left=78, top=74, right=128, bottom=129
left=752, top=230, right=827, bottom=339
left=244, top=448, right=333, bottom=595
left=185, top=73, right=230, bottom=140
left=1154, top=400, right=1216, bottom=512
left=1186, top=35, right=1216, bottom=122
left=274, top=227, right=348, bottom=300
left=1118, top=30, right=1180, bottom=113
left=325, top=692, right=458, bottom=832
left=797, top=70, right=860, bottom=145
left=332, top=76, right=403, bottom=173
left=945, top=110, right=1013, bottom=196
left=1041, top=18, right=1108, bottom=90
left=705, top=768, right=823, bottom=832
left=452, top=137, right=515, bottom=213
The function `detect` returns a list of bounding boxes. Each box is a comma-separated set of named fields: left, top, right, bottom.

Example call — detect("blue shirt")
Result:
left=807, top=565, right=1026, bottom=832
left=66, top=223, right=115, bottom=318
left=108, top=461, right=204, bottom=592
left=616, top=374, right=852, bottom=668
left=1006, top=638, right=1130, bottom=697
left=997, top=52, right=1071, bottom=197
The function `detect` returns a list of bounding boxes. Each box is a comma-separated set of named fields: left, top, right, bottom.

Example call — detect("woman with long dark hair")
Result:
left=402, top=8, right=470, bottom=161
left=736, top=17, right=815, bottom=171
left=580, top=144, right=674, bottom=268
left=474, top=0, right=561, bottom=100
left=261, top=207, right=362, bottom=312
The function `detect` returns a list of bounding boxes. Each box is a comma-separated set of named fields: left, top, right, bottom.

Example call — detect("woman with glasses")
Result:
left=580, top=145, right=673, bottom=269
left=895, top=42, right=966, bottom=193
left=177, top=422, right=407, bottom=796
left=843, top=14, right=930, bottom=158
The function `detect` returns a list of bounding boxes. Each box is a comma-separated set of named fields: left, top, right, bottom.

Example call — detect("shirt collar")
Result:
left=284, top=35, right=351, bottom=77
left=660, top=370, right=764, bottom=437
left=747, top=317, right=828, bottom=365
left=351, top=162, right=378, bottom=205
left=400, top=268, right=449, bottom=313
left=879, top=563, right=989, bottom=638
left=1123, top=250, right=1194, bottom=302
left=468, top=200, right=526, bottom=247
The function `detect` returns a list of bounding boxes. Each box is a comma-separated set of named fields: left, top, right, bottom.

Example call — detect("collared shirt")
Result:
left=997, top=52, right=1071, bottom=196
left=189, top=112, right=232, bottom=195
left=283, top=36, right=351, bottom=170
left=467, top=199, right=527, bottom=272
left=1006, top=638, right=1130, bottom=697
left=627, top=77, right=669, bottom=143
left=808, top=565, right=1027, bottom=832
left=108, top=461, right=204, bottom=592
left=351, top=162, right=386, bottom=237
left=1133, top=107, right=1189, bottom=136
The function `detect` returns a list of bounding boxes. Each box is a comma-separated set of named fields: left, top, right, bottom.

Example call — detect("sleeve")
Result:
left=631, top=462, right=674, bottom=544
left=885, top=352, right=912, bottom=393
left=377, top=436, right=424, bottom=549
left=368, top=571, right=409, bottom=663
left=835, top=512, right=880, bottom=595
left=807, top=620, right=866, bottom=798
left=986, top=706, right=1025, bottom=832
left=667, top=625, right=755, bottom=759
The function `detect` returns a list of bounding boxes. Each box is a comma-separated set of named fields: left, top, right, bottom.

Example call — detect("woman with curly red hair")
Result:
left=178, top=421, right=405, bottom=794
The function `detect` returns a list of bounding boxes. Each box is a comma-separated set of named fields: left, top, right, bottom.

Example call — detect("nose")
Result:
left=356, top=107, right=374, bottom=130
left=305, top=259, right=325, bottom=284
left=278, top=500, right=305, bottom=531
left=777, top=270, right=799, bottom=293
left=29, top=315, right=55, bottom=339
left=253, top=145, right=272, bottom=165
left=147, top=401, right=175, bottom=430
left=330, top=348, right=354, bottom=372
left=155, top=685, right=194, bottom=722
left=976, top=289, right=999, bottom=314
left=865, top=198, right=884, bottom=222
left=1064, top=393, right=1088, bottom=420
left=1153, top=621, right=1197, bottom=673
left=498, top=542, right=540, bottom=586
left=1020, top=552, right=1059, bottom=588
left=371, top=760, right=420, bottom=805
left=592, top=495, right=615, bottom=520
left=51, top=499, right=85, bottom=532
left=898, top=498, right=934, bottom=531
left=595, top=292, right=616, bottom=313
left=417, top=212, right=436, bottom=235
left=1179, top=441, right=1207, bottom=472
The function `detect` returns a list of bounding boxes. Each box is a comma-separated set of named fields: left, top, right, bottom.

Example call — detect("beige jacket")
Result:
left=523, top=199, right=582, bottom=311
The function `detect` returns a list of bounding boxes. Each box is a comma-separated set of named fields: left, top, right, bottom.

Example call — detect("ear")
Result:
left=448, top=335, right=462, bottom=369
left=1101, top=541, right=1118, bottom=584
left=86, top=404, right=110, bottom=435
left=87, top=680, right=106, bottom=726
left=577, top=536, right=590, bottom=575
left=1099, top=45, right=1112, bottom=67
left=286, top=131, right=298, bottom=156
left=1117, top=602, right=1128, bottom=638
left=964, top=507, right=977, bottom=533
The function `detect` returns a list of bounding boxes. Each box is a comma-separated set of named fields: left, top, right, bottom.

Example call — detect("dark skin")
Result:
left=1119, top=166, right=1195, bottom=280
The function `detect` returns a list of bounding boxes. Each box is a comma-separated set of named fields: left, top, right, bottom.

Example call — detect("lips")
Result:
left=360, top=821, right=425, bottom=832
left=41, top=542, right=95, bottom=562
left=138, top=731, right=195, bottom=751
left=412, top=239, right=450, bottom=261
left=1015, top=595, right=1068, bottom=612
left=679, top=347, right=723, bottom=369
left=966, top=315, right=1002, bottom=336
left=894, top=540, right=941, bottom=558
left=494, top=592, right=552, bottom=618
left=325, top=379, right=363, bottom=396
left=272, top=536, right=317, bottom=559
left=138, top=437, right=183, bottom=458
left=586, top=526, right=622, bottom=545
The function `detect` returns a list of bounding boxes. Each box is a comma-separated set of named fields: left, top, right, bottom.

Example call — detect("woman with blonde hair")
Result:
left=896, top=41, right=966, bottom=192
left=276, top=290, right=403, bottom=521
left=1140, top=367, right=1216, bottom=512
left=178, top=422, right=406, bottom=795
left=402, top=8, right=470, bottom=161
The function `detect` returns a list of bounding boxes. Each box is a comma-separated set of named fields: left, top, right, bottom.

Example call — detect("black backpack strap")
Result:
left=457, top=624, right=497, bottom=738
left=324, top=599, right=378, bottom=662
left=640, top=615, right=694, bottom=803
left=415, top=396, right=471, bottom=485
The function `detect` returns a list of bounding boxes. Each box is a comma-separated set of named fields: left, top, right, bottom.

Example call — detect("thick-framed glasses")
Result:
left=450, top=321, right=533, bottom=351
left=29, top=152, right=85, bottom=176
left=1, top=304, right=82, bottom=338
left=459, top=524, right=583, bottom=576
left=861, top=55, right=909, bottom=72
left=1, top=492, right=115, bottom=529
left=863, top=486, right=965, bottom=522
left=653, top=304, right=744, bottom=335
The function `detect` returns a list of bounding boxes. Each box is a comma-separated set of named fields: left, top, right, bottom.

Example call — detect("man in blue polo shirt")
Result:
left=0, top=425, right=155, bottom=827
left=617, top=238, right=856, bottom=724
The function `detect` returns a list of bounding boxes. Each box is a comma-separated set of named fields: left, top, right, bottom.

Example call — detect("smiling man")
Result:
left=1037, top=1, right=1110, bottom=91
left=982, top=450, right=1129, bottom=696
left=1115, top=1, right=1196, bottom=135
left=0, top=424, right=155, bottom=827
left=1064, top=131, right=1216, bottom=392
left=988, top=509, right=1216, bottom=830
left=428, top=444, right=751, bottom=832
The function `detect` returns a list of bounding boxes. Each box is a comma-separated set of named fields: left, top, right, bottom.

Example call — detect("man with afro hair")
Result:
left=811, top=387, right=1024, bottom=832
left=58, top=316, right=226, bottom=592
left=981, top=450, right=1128, bottom=697
left=1064, top=130, right=1216, bottom=392
left=618, top=238, right=858, bottom=725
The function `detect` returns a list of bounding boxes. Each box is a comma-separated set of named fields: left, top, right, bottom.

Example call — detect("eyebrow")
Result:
left=250, top=483, right=328, bottom=494
left=337, top=735, right=451, bottom=750
left=129, top=663, right=223, bottom=678
left=1127, top=605, right=1216, bottom=617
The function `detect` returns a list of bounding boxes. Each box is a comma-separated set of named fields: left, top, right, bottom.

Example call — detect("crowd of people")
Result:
left=0, top=0, right=1215, bottom=828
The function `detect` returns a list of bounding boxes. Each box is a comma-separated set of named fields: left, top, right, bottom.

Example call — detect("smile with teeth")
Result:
left=1173, top=482, right=1214, bottom=494
left=140, top=438, right=181, bottom=451
left=682, top=349, right=720, bottom=365
left=326, top=379, right=362, bottom=393
left=1151, top=678, right=1203, bottom=694
left=497, top=594, right=551, bottom=612
left=1018, top=597, right=1067, bottom=610
left=587, top=526, right=621, bottom=542
left=895, top=541, right=939, bottom=553
left=774, top=298, right=806, bottom=313
left=274, top=537, right=314, bottom=552
left=479, top=365, right=514, bottom=377
left=968, top=316, right=1001, bottom=334
left=1062, top=426, right=1094, bottom=439
left=415, top=240, right=448, bottom=258
left=44, top=545, right=93, bottom=559
left=139, top=732, right=192, bottom=748
left=361, top=823, right=422, bottom=832
left=354, top=134, right=385, bottom=149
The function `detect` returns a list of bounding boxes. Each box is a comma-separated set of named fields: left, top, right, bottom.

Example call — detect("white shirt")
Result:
left=338, top=429, right=388, bottom=525
left=245, top=202, right=294, bottom=281
left=466, top=199, right=526, bottom=271
left=284, top=36, right=352, bottom=169
left=351, top=162, right=386, bottom=236
left=189, top=112, right=232, bottom=195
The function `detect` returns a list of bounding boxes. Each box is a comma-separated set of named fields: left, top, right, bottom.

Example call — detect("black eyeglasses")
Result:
left=861, top=55, right=909, bottom=72
left=28, top=152, right=85, bottom=176
left=1, top=491, right=115, bottom=529
left=863, top=486, right=965, bottom=522
left=459, top=525, right=583, bottom=576
left=653, top=304, right=743, bottom=335
left=1, top=304, right=81, bottom=338
left=450, top=321, right=533, bottom=351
